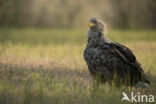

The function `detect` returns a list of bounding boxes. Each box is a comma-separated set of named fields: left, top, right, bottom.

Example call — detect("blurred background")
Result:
left=0, top=1, right=156, bottom=104
left=0, top=0, right=156, bottom=29
left=0, top=0, right=156, bottom=45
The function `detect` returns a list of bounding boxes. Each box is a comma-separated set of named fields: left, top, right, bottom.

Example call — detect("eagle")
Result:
left=83, top=17, right=150, bottom=88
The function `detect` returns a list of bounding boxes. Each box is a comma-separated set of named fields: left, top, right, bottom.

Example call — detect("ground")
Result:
left=0, top=28, right=156, bottom=104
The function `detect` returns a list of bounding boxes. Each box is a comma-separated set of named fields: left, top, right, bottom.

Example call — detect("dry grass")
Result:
left=0, top=29, right=156, bottom=104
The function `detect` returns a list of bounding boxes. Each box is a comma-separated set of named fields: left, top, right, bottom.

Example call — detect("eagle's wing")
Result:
left=105, top=42, right=142, bottom=70
left=109, top=42, right=136, bottom=63
left=104, top=42, right=150, bottom=85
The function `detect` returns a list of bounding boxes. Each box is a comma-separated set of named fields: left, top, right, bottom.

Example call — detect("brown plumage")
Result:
left=83, top=17, right=150, bottom=87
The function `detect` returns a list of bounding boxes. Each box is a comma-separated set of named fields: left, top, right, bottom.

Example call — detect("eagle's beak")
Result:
left=88, top=22, right=95, bottom=28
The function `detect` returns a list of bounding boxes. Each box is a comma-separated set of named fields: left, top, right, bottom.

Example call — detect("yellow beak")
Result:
left=88, top=22, right=95, bottom=27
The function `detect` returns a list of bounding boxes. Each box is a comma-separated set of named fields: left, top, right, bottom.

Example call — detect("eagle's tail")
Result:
left=131, top=62, right=150, bottom=88
left=135, top=80, right=150, bottom=88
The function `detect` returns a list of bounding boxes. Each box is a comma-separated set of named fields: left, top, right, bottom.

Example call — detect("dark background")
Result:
left=0, top=0, right=156, bottom=29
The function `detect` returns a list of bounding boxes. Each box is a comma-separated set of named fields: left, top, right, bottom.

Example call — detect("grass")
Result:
left=0, top=28, right=156, bottom=104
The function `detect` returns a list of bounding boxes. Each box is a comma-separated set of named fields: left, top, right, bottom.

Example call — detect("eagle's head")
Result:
left=88, top=17, right=106, bottom=33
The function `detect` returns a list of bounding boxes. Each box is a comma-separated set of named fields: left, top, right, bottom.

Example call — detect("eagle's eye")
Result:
left=92, top=20, right=97, bottom=24
left=90, top=18, right=98, bottom=24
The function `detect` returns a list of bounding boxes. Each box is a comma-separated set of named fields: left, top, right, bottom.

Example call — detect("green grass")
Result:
left=1, top=28, right=156, bottom=45
left=0, top=28, right=156, bottom=104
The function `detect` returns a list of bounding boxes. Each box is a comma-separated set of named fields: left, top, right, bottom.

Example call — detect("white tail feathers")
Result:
left=135, top=82, right=149, bottom=88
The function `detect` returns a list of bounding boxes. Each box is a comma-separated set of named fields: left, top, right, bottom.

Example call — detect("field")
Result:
left=0, top=28, right=156, bottom=104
